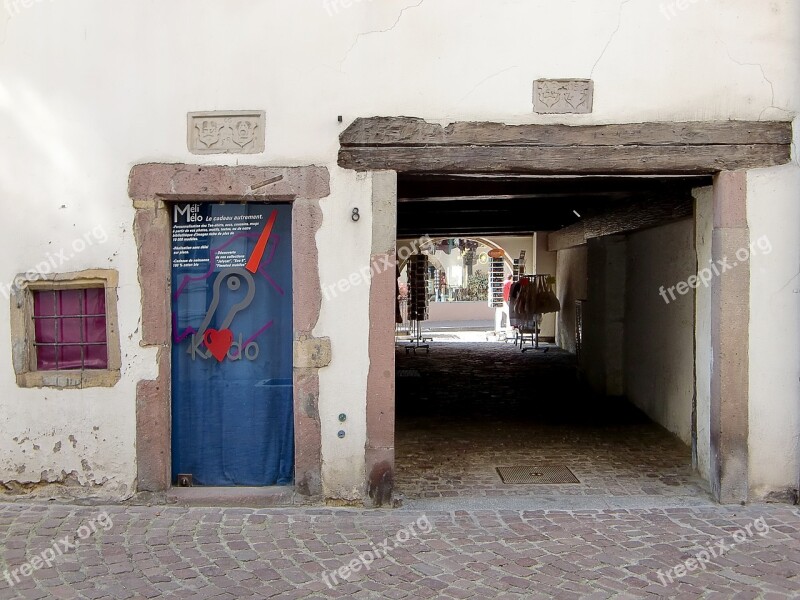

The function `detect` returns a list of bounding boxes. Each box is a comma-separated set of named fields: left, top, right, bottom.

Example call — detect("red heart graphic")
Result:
left=203, top=329, right=233, bottom=362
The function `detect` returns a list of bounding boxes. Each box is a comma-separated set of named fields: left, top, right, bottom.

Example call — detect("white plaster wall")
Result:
left=0, top=0, right=797, bottom=498
left=427, top=302, right=494, bottom=323
left=583, top=236, right=627, bottom=396
left=693, top=187, right=714, bottom=484
left=491, top=236, right=535, bottom=267
left=555, top=247, right=588, bottom=352
left=317, top=170, right=373, bottom=500
left=534, top=233, right=558, bottom=339
left=624, top=220, right=695, bottom=445
left=747, top=151, right=800, bottom=500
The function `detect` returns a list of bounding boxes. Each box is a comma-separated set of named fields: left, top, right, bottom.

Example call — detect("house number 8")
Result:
left=351, top=208, right=360, bottom=222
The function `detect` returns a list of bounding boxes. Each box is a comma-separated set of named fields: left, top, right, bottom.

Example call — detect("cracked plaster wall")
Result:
left=0, top=0, right=798, bottom=499
left=747, top=154, right=800, bottom=502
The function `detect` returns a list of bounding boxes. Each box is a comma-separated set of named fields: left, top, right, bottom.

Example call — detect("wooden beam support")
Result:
left=341, top=117, right=792, bottom=147
left=548, top=196, right=694, bottom=251
left=338, top=118, right=792, bottom=175
left=339, top=144, right=789, bottom=175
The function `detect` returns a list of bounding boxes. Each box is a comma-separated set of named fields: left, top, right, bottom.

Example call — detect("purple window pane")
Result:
left=34, top=291, right=58, bottom=370
left=33, top=288, right=108, bottom=371
left=60, top=316, right=82, bottom=345
left=36, top=345, right=58, bottom=371
left=34, top=311, right=56, bottom=345
left=85, top=344, right=108, bottom=369
left=34, top=291, right=58, bottom=317
left=59, top=344, right=83, bottom=370
left=85, top=316, right=107, bottom=343
left=85, top=288, right=105, bottom=314
left=59, top=289, right=84, bottom=316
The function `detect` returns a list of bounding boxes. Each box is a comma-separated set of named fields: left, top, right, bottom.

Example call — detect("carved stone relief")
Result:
left=533, top=79, right=593, bottom=114
left=187, top=111, right=266, bottom=154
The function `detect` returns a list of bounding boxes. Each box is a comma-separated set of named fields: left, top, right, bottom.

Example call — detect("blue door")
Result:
left=170, top=202, right=293, bottom=486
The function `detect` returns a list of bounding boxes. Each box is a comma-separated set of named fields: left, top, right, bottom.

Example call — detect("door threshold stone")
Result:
left=166, top=486, right=315, bottom=508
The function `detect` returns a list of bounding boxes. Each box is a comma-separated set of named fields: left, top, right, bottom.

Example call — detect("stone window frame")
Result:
left=10, top=269, right=122, bottom=389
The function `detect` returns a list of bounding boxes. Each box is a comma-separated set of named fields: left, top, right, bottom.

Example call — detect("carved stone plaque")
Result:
left=533, top=79, right=593, bottom=114
left=187, top=111, right=266, bottom=154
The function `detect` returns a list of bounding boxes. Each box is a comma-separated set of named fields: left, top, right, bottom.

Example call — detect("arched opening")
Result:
left=396, top=236, right=523, bottom=336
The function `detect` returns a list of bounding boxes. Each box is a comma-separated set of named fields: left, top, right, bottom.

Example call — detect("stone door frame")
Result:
left=344, top=117, right=793, bottom=505
left=128, top=164, right=330, bottom=498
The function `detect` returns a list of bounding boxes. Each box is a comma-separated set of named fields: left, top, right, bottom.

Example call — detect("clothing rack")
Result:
left=404, top=254, right=430, bottom=354
left=511, top=274, right=552, bottom=353
left=405, top=319, right=430, bottom=353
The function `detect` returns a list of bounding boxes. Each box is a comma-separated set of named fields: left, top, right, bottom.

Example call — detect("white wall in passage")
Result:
left=624, top=219, right=696, bottom=445
left=694, top=187, right=714, bottom=484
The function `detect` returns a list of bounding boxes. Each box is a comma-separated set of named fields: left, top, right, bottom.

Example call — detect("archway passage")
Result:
left=351, top=118, right=791, bottom=505
left=393, top=172, right=713, bottom=506
left=396, top=236, right=511, bottom=332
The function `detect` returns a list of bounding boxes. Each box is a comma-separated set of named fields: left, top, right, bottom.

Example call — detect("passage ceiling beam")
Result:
left=339, top=117, right=792, bottom=175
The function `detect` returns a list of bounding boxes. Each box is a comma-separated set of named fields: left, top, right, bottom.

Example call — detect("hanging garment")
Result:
left=513, top=281, right=538, bottom=333
left=395, top=263, right=403, bottom=324
left=508, top=279, right=524, bottom=327
left=535, top=276, right=561, bottom=314
left=512, top=276, right=561, bottom=325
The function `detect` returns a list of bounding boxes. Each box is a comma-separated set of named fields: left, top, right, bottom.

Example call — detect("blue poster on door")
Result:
left=171, top=202, right=293, bottom=486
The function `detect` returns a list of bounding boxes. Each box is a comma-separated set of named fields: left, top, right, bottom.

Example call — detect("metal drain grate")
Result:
left=496, top=466, right=580, bottom=484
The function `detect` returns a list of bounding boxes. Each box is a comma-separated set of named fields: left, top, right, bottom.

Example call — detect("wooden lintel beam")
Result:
left=338, top=118, right=792, bottom=175
left=340, top=117, right=792, bottom=147
left=339, top=144, right=789, bottom=175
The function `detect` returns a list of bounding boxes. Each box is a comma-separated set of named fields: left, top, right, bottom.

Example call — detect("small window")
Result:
left=10, top=270, right=121, bottom=389
left=33, top=288, right=108, bottom=371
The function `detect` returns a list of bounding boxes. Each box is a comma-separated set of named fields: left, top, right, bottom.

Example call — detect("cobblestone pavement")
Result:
left=1, top=502, right=799, bottom=599
left=1, top=342, right=794, bottom=598
left=396, top=342, right=708, bottom=503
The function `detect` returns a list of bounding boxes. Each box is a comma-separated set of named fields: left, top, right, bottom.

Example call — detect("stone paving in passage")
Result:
left=396, top=342, right=708, bottom=502
left=0, top=503, right=799, bottom=598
